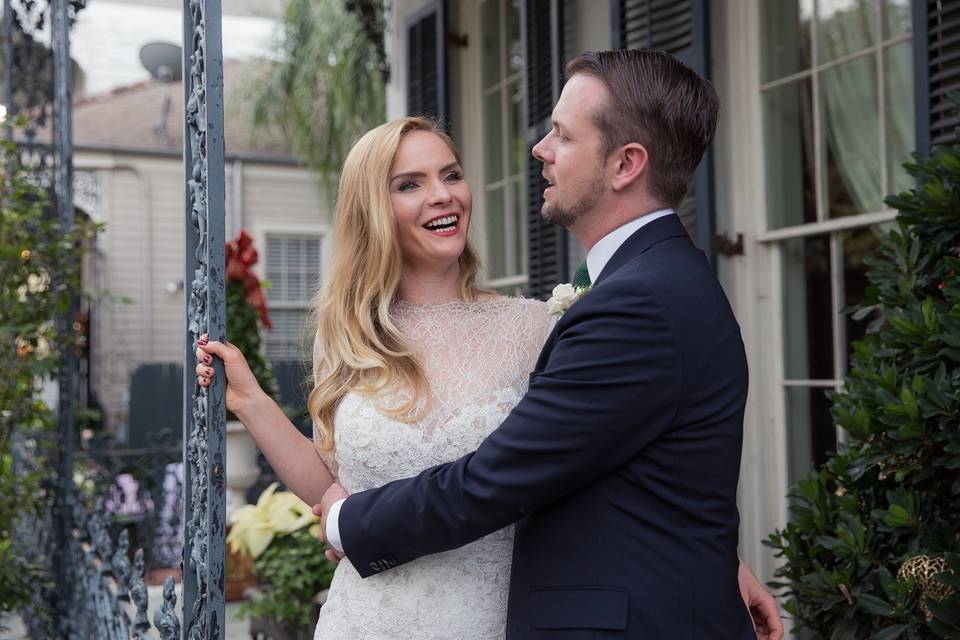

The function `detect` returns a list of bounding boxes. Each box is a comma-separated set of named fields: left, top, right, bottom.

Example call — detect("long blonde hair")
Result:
left=308, top=117, right=483, bottom=452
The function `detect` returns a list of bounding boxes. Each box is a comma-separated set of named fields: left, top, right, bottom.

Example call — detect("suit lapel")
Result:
left=593, top=214, right=690, bottom=286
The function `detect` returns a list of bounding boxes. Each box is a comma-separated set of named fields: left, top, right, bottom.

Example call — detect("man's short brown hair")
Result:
left=565, top=49, right=719, bottom=208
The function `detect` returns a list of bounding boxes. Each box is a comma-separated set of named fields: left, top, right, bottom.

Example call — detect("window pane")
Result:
left=484, top=88, right=504, bottom=184
left=763, top=79, right=817, bottom=228
left=507, top=79, right=525, bottom=177
left=507, top=0, right=523, bottom=75
left=885, top=41, right=915, bottom=196
left=482, top=0, right=502, bottom=90
left=287, top=238, right=303, bottom=301
left=510, top=179, right=527, bottom=276
left=782, top=234, right=835, bottom=380
left=883, top=0, right=911, bottom=39
left=841, top=225, right=884, bottom=361
left=821, top=55, right=881, bottom=218
left=266, top=236, right=284, bottom=302
left=785, top=385, right=836, bottom=486
left=485, top=186, right=506, bottom=279
left=760, top=0, right=813, bottom=82
left=817, top=0, right=877, bottom=64
left=266, top=308, right=309, bottom=361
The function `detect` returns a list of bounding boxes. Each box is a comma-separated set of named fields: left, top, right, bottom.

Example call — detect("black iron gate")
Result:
left=2, top=0, right=227, bottom=637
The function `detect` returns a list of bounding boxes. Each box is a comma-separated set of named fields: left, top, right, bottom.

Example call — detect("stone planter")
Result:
left=225, top=419, right=260, bottom=518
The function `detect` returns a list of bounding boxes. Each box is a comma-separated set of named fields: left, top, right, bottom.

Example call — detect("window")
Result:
left=264, top=233, right=322, bottom=361
left=759, top=0, right=913, bottom=484
left=481, top=0, right=528, bottom=292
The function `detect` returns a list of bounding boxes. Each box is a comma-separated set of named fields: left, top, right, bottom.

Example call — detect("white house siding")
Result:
left=76, top=150, right=327, bottom=438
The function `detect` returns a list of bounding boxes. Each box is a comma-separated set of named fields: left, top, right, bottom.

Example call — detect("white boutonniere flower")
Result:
left=546, top=282, right=590, bottom=316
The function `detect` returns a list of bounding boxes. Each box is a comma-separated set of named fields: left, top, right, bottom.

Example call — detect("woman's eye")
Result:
left=443, top=171, right=463, bottom=183
left=397, top=180, right=419, bottom=192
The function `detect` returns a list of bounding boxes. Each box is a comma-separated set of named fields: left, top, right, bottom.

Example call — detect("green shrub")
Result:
left=240, top=528, right=336, bottom=627
left=0, top=124, right=97, bottom=627
left=766, top=143, right=960, bottom=639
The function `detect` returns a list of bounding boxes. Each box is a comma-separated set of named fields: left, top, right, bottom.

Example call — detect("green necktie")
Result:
left=572, top=261, right=591, bottom=289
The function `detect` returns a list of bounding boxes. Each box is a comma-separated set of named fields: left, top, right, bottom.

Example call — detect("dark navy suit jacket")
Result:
left=339, top=214, right=754, bottom=639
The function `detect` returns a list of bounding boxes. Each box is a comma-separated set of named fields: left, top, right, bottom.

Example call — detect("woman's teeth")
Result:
left=424, top=215, right=458, bottom=231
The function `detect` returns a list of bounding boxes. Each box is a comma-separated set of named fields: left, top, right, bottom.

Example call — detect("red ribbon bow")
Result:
left=225, top=230, right=272, bottom=329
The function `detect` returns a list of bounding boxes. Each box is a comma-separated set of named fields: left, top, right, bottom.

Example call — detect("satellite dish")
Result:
left=139, top=41, right=183, bottom=83
left=139, top=42, right=183, bottom=144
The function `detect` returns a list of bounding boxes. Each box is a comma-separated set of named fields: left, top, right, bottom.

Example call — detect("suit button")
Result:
left=369, top=561, right=379, bottom=571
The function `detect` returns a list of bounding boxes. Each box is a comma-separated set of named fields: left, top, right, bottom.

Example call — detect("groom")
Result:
left=318, top=50, right=781, bottom=639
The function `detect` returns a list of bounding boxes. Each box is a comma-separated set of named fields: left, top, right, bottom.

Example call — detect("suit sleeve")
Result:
left=340, top=278, right=682, bottom=577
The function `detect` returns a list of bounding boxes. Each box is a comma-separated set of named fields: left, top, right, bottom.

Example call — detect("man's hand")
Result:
left=313, top=482, right=350, bottom=563
left=738, top=559, right=784, bottom=640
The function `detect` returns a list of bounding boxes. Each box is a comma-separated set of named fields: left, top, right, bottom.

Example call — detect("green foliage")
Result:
left=240, top=529, right=336, bottom=627
left=248, top=0, right=386, bottom=192
left=226, top=278, right=277, bottom=421
left=766, top=143, right=960, bottom=639
left=0, top=124, right=96, bottom=622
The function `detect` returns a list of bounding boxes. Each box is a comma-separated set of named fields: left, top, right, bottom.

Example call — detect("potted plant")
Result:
left=228, top=483, right=337, bottom=639
left=224, top=230, right=278, bottom=517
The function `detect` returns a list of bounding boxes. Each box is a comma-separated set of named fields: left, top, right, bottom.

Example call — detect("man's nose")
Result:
left=531, top=133, right=551, bottom=163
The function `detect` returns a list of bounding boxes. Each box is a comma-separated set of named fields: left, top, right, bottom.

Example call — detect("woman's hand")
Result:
left=194, top=333, right=265, bottom=419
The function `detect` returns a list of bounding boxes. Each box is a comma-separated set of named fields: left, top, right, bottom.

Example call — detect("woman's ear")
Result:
left=610, top=143, right=648, bottom=192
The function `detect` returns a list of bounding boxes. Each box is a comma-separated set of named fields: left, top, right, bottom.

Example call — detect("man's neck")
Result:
left=570, top=197, right=667, bottom=251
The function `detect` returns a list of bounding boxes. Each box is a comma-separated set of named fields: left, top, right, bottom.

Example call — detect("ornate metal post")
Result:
left=181, top=0, right=227, bottom=637
left=51, top=0, right=80, bottom=633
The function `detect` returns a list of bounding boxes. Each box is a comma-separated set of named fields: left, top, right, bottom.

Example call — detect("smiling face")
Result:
left=389, top=130, right=472, bottom=272
left=531, top=73, right=610, bottom=230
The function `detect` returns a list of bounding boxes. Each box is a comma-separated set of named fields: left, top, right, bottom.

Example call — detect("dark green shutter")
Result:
left=913, top=0, right=960, bottom=151
left=524, top=0, right=569, bottom=299
left=406, top=1, right=446, bottom=123
left=612, top=0, right=715, bottom=260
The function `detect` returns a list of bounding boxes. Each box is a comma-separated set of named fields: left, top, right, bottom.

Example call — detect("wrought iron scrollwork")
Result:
left=61, top=491, right=154, bottom=640
left=181, top=0, right=228, bottom=637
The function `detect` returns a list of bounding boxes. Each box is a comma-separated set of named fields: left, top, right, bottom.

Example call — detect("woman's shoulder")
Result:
left=476, top=293, right=549, bottom=317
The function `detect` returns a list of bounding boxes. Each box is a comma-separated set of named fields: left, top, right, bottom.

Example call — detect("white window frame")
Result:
left=478, top=0, right=528, bottom=292
left=248, top=222, right=330, bottom=360
left=751, top=1, right=915, bottom=497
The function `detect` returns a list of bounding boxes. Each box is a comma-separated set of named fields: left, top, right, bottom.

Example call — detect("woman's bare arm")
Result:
left=195, top=336, right=334, bottom=506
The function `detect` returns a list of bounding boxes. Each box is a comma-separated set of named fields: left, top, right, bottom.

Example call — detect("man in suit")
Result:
left=319, top=49, right=782, bottom=639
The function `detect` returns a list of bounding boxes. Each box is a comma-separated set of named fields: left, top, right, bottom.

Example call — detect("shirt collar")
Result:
left=586, top=208, right=675, bottom=283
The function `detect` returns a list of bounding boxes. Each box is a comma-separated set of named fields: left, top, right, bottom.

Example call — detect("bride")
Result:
left=195, top=116, right=553, bottom=638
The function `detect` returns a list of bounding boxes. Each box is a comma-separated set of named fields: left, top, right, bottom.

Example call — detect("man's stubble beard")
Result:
left=540, top=168, right=605, bottom=229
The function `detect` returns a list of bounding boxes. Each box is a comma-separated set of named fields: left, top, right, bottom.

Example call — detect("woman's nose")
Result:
left=428, top=181, right=453, bottom=205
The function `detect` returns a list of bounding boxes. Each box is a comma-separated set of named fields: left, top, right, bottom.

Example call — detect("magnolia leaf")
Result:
left=858, top=593, right=895, bottom=616
left=866, top=624, right=908, bottom=640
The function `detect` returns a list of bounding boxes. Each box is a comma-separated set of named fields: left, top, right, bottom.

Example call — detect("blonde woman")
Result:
left=195, top=116, right=554, bottom=638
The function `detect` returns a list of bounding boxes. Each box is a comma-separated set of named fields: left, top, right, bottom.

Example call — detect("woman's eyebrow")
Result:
left=390, top=162, right=461, bottom=182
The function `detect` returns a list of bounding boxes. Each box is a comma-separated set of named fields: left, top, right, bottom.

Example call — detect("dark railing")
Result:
left=180, top=0, right=228, bottom=637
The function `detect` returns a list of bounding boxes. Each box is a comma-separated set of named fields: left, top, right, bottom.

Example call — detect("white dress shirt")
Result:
left=325, top=208, right=677, bottom=553
left=585, top=208, right=674, bottom=283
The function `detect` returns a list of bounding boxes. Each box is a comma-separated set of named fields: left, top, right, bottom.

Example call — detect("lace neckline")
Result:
left=391, top=296, right=503, bottom=313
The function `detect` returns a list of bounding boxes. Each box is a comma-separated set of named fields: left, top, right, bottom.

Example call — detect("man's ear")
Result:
left=610, top=143, right=648, bottom=192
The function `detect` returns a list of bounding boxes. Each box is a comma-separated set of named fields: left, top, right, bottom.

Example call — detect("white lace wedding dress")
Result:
left=312, top=296, right=554, bottom=640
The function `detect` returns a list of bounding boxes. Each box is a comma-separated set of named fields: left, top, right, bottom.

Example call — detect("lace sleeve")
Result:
left=311, top=331, right=339, bottom=479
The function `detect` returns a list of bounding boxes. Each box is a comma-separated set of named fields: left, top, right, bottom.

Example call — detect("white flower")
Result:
left=546, top=282, right=589, bottom=316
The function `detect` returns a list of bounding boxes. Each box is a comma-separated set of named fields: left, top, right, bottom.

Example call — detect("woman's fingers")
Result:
left=196, top=339, right=232, bottom=361
left=195, top=363, right=215, bottom=377
left=195, top=346, right=213, bottom=364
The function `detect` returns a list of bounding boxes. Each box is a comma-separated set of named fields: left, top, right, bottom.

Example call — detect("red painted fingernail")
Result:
left=203, top=355, right=212, bottom=363
left=197, top=338, right=207, bottom=346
